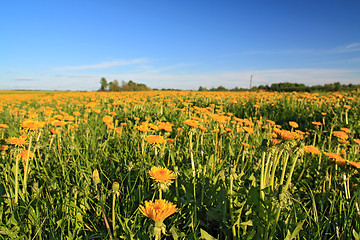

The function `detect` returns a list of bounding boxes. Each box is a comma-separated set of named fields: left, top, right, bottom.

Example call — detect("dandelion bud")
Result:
left=112, top=182, right=120, bottom=197
left=93, top=169, right=100, bottom=185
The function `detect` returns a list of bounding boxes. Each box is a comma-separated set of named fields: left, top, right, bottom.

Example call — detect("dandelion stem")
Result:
left=23, top=134, right=33, bottom=195
left=112, top=194, right=116, bottom=238
left=189, top=130, right=197, bottom=231
left=14, top=153, right=19, bottom=204
left=283, top=153, right=299, bottom=194
left=96, top=184, right=114, bottom=240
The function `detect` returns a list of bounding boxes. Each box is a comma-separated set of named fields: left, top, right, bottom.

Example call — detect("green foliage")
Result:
left=100, top=78, right=151, bottom=92
left=0, top=90, right=359, bottom=239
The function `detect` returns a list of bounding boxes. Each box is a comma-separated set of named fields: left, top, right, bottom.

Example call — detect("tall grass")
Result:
left=0, top=90, right=359, bottom=239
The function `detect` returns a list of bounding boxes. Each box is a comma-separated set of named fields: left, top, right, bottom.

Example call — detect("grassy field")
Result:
left=0, top=90, right=359, bottom=239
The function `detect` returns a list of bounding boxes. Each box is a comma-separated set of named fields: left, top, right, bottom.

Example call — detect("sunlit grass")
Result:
left=0, top=89, right=359, bottom=239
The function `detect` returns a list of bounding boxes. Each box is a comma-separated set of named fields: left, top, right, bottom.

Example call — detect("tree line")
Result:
left=99, top=77, right=359, bottom=92
left=253, top=82, right=360, bottom=92
left=198, top=82, right=360, bottom=92
left=99, top=78, right=151, bottom=91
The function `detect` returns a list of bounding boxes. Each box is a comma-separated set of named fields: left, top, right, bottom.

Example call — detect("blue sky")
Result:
left=1, top=0, right=360, bottom=90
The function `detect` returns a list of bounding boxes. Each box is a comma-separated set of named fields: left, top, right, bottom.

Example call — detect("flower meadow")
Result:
left=0, top=89, right=360, bottom=239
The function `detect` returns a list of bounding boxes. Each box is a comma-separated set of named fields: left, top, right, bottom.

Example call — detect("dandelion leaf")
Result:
left=200, top=228, right=217, bottom=240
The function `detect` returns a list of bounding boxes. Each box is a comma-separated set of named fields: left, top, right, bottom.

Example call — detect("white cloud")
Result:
left=56, top=58, right=148, bottom=70
left=14, top=77, right=36, bottom=81
left=2, top=67, right=359, bottom=91
left=105, top=68, right=360, bottom=90
left=244, top=42, right=360, bottom=55
left=345, top=43, right=360, bottom=49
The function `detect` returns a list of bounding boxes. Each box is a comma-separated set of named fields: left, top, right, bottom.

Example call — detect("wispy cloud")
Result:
left=345, top=43, right=360, bottom=49
left=105, top=68, right=360, bottom=90
left=244, top=42, right=360, bottom=55
left=13, top=77, right=36, bottom=81
left=56, top=58, right=148, bottom=70
left=145, top=62, right=200, bottom=73
left=3, top=67, right=359, bottom=91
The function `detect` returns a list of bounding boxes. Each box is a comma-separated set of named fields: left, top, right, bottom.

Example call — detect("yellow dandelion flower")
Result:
left=340, top=127, right=351, bottom=133
left=323, top=152, right=346, bottom=167
left=348, top=161, right=360, bottom=169
left=139, top=199, right=177, bottom=222
left=337, top=139, right=350, bottom=144
left=303, top=145, right=321, bottom=155
left=184, top=119, right=199, bottom=128
left=289, top=121, right=299, bottom=128
left=106, top=122, right=114, bottom=129
left=269, top=138, right=282, bottom=146
left=333, top=131, right=349, bottom=139
left=17, top=150, right=34, bottom=161
left=274, top=128, right=300, bottom=141
left=242, top=143, right=250, bottom=148
left=51, top=120, right=67, bottom=127
left=149, top=166, right=176, bottom=183
left=243, top=127, right=254, bottom=134
left=21, top=119, right=45, bottom=131
left=115, top=127, right=122, bottom=134
left=137, top=124, right=150, bottom=133
left=102, top=116, right=113, bottom=123
left=6, top=136, right=28, bottom=147
left=0, top=145, right=9, bottom=151
left=146, top=135, right=165, bottom=144
left=266, top=120, right=276, bottom=125
left=149, top=123, right=159, bottom=131
left=49, top=128, right=60, bottom=134
left=64, top=115, right=75, bottom=121
left=312, top=122, right=322, bottom=126
left=73, top=111, right=81, bottom=116
left=0, top=124, right=9, bottom=129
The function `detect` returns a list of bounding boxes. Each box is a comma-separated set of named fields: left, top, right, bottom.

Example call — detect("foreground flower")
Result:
left=102, top=115, right=113, bottom=123
left=303, top=145, right=321, bottom=155
left=323, top=152, right=346, bottom=167
left=6, top=136, right=28, bottom=147
left=149, top=166, right=176, bottom=183
left=348, top=161, right=360, bottom=169
left=21, top=119, right=45, bottom=131
left=273, top=128, right=300, bottom=141
left=312, top=122, right=322, bottom=126
left=0, top=145, right=9, bottom=151
left=139, top=199, right=177, bottom=222
left=0, top=124, right=9, bottom=129
left=184, top=119, right=199, bottom=128
left=289, top=121, right=299, bottom=128
left=139, top=199, right=177, bottom=239
left=146, top=135, right=165, bottom=144
left=17, top=150, right=34, bottom=161
left=51, top=120, right=67, bottom=127
left=333, top=131, right=349, bottom=140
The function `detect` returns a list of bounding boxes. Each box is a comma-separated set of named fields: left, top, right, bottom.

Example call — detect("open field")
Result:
left=0, top=90, right=360, bottom=239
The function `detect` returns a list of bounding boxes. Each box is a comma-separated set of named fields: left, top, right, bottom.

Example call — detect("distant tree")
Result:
left=99, top=77, right=108, bottom=91
left=105, top=80, right=151, bottom=91
left=109, top=80, right=121, bottom=91
left=198, top=86, right=208, bottom=91
left=216, top=86, right=228, bottom=91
